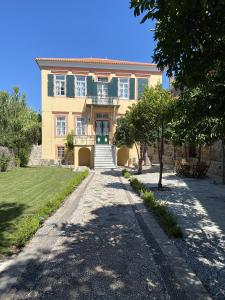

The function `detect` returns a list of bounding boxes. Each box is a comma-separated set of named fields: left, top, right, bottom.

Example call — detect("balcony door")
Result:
left=95, top=120, right=109, bottom=144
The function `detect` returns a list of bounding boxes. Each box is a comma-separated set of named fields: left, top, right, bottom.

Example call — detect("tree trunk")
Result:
left=144, top=145, right=151, bottom=166
left=184, top=143, right=188, bottom=160
left=158, top=125, right=164, bottom=190
left=137, top=144, right=144, bottom=174
left=222, top=141, right=225, bottom=184
left=198, top=145, right=202, bottom=163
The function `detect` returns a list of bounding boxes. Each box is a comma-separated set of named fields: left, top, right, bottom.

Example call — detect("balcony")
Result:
left=74, top=135, right=95, bottom=146
left=86, top=96, right=119, bottom=106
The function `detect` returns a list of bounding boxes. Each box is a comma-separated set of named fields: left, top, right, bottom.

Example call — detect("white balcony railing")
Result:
left=86, top=96, right=119, bottom=106
left=73, top=135, right=95, bottom=146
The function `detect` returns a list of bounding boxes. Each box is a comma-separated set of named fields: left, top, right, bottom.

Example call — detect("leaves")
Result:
left=0, top=87, right=40, bottom=154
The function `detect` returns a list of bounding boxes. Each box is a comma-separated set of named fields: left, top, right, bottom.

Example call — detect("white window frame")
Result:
left=75, top=76, right=87, bottom=97
left=76, top=116, right=86, bottom=135
left=54, top=75, right=66, bottom=97
left=57, top=146, right=65, bottom=159
left=56, top=116, right=67, bottom=137
left=118, top=78, right=129, bottom=99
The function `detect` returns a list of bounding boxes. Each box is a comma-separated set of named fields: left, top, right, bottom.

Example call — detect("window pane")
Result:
left=75, top=76, right=86, bottom=97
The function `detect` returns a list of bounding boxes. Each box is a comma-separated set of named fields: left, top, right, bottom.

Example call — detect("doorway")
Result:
left=95, top=120, right=109, bottom=144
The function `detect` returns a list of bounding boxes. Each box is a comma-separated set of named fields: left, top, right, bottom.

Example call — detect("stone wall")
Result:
left=28, top=145, right=42, bottom=166
left=148, top=141, right=223, bottom=177
left=0, top=146, right=15, bottom=170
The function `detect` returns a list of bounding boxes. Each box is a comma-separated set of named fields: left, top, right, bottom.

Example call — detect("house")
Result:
left=35, top=58, right=162, bottom=168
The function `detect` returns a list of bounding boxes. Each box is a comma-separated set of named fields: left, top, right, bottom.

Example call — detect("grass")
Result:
left=122, top=169, right=182, bottom=238
left=0, top=167, right=88, bottom=256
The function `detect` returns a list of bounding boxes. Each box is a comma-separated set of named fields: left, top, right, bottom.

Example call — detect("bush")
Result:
left=0, top=152, right=10, bottom=172
left=129, top=177, right=145, bottom=194
left=142, top=191, right=182, bottom=238
left=17, top=147, right=31, bottom=167
left=127, top=176, right=183, bottom=238
left=122, top=169, right=132, bottom=179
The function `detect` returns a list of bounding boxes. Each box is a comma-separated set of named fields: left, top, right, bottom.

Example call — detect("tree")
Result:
left=0, top=87, right=40, bottom=166
left=114, top=100, right=155, bottom=174
left=131, top=1, right=225, bottom=182
left=141, top=84, right=175, bottom=189
left=130, top=0, right=225, bottom=115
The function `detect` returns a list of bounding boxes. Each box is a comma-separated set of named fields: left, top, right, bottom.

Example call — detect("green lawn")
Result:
left=0, top=167, right=88, bottom=256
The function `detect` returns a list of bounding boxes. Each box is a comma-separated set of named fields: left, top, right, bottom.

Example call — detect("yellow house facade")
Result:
left=35, top=58, right=162, bottom=169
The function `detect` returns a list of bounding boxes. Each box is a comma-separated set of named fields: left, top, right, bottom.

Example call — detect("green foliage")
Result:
left=0, top=87, right=40, bottom=167
left=122, top=169, right=132, bottom=178
left=129, top=177, right=145, bottom=194
left=125, top=173, right=182, bottom=238
left=17, top=147, right=31, bottom=168
left=66, top=130, right=74, bottom=151
left=0, top=153, right=10, bottom=172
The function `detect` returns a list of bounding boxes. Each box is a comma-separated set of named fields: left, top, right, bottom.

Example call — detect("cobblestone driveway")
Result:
left=0, top=170, right=190, bottom=300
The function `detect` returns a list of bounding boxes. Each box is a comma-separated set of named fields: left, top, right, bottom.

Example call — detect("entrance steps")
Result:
left=94, top=145, right=116, bottom=169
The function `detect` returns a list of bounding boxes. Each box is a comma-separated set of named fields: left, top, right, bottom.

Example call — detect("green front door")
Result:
left=96, top=120, right=109, bottom=144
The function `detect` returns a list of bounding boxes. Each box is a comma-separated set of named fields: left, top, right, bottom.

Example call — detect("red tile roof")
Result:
left=35, top=57, right=156, bottom=67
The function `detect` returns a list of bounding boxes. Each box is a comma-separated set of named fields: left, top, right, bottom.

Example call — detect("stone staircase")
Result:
left=94, top=145, right=116, bottom=169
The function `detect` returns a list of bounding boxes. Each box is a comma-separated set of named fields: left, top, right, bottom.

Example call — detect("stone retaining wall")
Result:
left=0, top=146, right=15, bottom=170
left=148, top=141, right=223, bottom=177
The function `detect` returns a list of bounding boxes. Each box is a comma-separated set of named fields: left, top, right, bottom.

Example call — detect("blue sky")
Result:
left=0, top=0, right=168, bottom=112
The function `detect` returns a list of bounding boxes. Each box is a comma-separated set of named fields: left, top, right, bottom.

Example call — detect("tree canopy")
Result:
left=0, top=87, right=40, bottom=166
left=130, top=0, right=225, bottom=115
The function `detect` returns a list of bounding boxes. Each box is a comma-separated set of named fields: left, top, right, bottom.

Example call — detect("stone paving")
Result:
left=135, top=166, right=225, bottom=300
left=1, top=171, right=175, bottom=300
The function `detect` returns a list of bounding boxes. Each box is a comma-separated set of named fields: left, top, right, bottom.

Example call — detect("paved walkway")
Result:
left=0, top=171, right=209, bottom=300
left=135, top=166, right=225, bottom=300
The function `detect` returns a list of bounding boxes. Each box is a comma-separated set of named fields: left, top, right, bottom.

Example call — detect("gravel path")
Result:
left=135, top=166, right=225, bottom=300
left=0, top=171, right=179, bottom=300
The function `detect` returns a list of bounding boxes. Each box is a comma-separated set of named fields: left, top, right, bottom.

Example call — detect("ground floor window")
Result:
left=57, top=146, right=65, bottom=159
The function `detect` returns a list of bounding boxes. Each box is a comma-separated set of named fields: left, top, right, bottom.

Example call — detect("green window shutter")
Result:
left=108, top=77, right=118, bottom=97
left=138, top=78, right=148, bottom=99
left=48, top=74, right=54, bottom=97
left=87, top=76, right=97, bottom=96
left=66, top=75, right=74, bottom=98
left=129, top=78, right=135, bottom=100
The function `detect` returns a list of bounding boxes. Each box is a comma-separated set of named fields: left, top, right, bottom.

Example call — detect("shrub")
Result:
left=128, top=176, right=183, bottom=238
left=17, top=147, right=31, bottom=167
left=122, top=169, right=132, bottom=179
left=129, top=177, right=145, bottom=195
left=0, top=152, right=10, bottom=172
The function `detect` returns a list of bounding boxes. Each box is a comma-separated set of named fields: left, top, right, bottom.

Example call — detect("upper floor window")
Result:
left=56, top=116, right=67, bottom=136
left=76, top=117, right=86, bottom=135
left=75, top=76, right=87, bottom=97
left=55, top=75, right=65, bottom=96
left=118, top=78, right=129, bottom=99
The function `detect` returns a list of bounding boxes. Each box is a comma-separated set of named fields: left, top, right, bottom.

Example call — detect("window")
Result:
left=118, top=78, right=129, bottom=99
left=57, top=146, right=65, bottom=159
left=76, top=117, right=86, bottom=135
left=55, top=75, right=65, bottom=96
left=56, top=116, right=67, bottom=136
left=97, top=82, right=108, bottom=98
left=96, top=113, right=109, bottom=119
left=97, top=77, right=108, bottom=82
left=75, top=76, right=87, bottom=97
